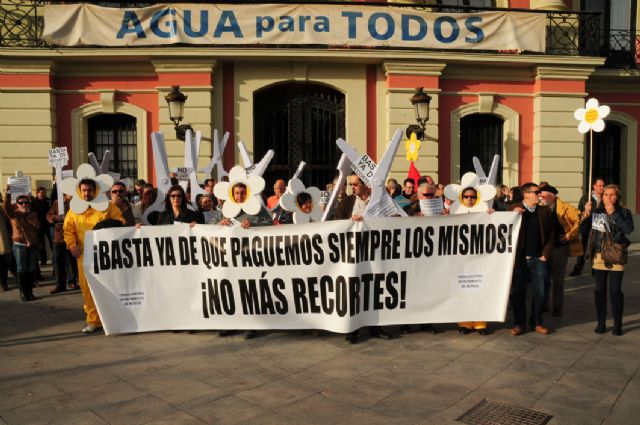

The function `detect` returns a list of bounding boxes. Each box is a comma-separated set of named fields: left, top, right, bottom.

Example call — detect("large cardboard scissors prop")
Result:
left=473, top=154, right=500, bottom=207
left=472, top=154, right=500, bottom=186
left=237, top=141, right=274, bottom=209
left=142, top=132, right=173, bottom=225
left=183, top=130, right=209, bottom=209
left=321, top=154, right=351, bottom=222
left=335, top=129, right=407, bottom=218
left=198, top=129, right=230, bottom=181
left=237, top=141, right=274, bottom=178
left=292, top=161, right=306, bottom=180
left=88, top=150, right=122, bottom=189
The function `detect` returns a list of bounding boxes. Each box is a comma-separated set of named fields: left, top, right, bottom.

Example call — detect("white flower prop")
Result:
left=60, top=163, right=114, bottom=214
left=574, top=98, right=610, bottom=134
left=279, top=178, right=322, bottom=224
left=213, top=165, right=265, bottom=218
left=444, top=172, right=496, bottom=215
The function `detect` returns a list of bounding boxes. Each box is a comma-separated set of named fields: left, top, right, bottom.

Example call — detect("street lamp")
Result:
left=165, top=85, right=194, bottom=141
left=406, top=87, right=432, bottom=140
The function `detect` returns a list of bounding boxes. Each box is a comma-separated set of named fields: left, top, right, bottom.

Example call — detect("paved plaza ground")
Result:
left=1, top=247, right=640, bottom=425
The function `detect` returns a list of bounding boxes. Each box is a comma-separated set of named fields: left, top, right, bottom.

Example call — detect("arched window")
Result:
left=254, top=83, right=344, bottom=189
left=459, top=114, right=504, bottom=185
left=585, top=122, right=622, bottom=187
left=88, top=113, right=138, bottom=179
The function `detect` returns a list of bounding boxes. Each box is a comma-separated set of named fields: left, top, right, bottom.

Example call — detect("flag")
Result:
left=408, top=161, right=421, bottom=187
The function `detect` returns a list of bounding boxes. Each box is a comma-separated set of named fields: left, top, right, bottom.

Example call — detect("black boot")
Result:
left=17, top=273, right=27, bottom=301
left=345, top=330, right=359, bottom=344
left=570, top=257, right=584, bottom=277
left=22, top=272, right=36, bottom=301
left=594, top=290, right=607, bottom=334
left=611, top=292, right=623, bottom=336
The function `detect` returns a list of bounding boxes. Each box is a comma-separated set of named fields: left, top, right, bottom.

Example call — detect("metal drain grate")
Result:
left=457, top=399, right=552, bottom=425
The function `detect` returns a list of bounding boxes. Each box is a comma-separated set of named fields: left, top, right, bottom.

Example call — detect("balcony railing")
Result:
left=1, top=1, right=635, bottom=68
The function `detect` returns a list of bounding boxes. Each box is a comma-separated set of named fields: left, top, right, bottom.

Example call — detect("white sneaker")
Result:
left=82, top=324, right=102, bottom=333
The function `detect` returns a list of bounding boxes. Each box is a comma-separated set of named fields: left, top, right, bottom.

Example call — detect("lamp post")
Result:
left=406, top=87, right=432, bottom=140
left=165, top=85, right=194, bottom=141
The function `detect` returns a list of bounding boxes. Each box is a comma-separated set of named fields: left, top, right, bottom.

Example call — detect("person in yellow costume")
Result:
left=64, top=178, right=125, bottom=333
left=455, top=187, right=490, bottom=335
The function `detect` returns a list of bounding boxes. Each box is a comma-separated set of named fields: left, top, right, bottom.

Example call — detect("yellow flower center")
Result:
left=585, top=108, right=598, bottom=124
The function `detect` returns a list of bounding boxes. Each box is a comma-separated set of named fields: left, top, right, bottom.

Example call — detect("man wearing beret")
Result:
left=538, top=185, right=582, bottom=317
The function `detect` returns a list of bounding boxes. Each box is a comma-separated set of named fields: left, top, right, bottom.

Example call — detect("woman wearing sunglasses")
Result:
left=3, top=185, right=41, bottom=301
left=154, top=185, right=203, bottom=226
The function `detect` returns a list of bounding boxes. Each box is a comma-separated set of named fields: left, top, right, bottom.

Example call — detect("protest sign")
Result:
left=85, top=212, right=521, bottom=335
left=203, top=211, right=218, bottom=224
left=364, top=195, right=400, bottom=219
left=320, top=191, right=330, bottom=205
left=48, top=147, right=69, bottom=167
left=49, top=147, right=69, bottom=212
left=8, top=173, right=31, bottom=203
left=420, top=198, right=444, bottom=216
left=592, top=213, right=606, bottom=232
left=176, top=167, right=192, bottom=191
left=44, top=4, right=546, bottom=53
left=351, top=154, right=376, bottom=187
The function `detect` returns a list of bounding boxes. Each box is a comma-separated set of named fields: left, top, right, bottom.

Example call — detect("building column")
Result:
left=532, top=65, right=599, bottom=205
left=0, top=59, right=56, bottom=189
left=383, top=62, right=446, bottom=183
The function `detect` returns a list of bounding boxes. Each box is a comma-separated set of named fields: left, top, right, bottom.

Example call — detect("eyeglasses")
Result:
left=111, top=190, right=124, bottom=194
left=424, top=193, right=435, bottom=198
left=526, top=190, right=541, bottom=195
left=170, top=194, right=182, bottom=199
left=16, top=201, right=28, bottom=205
left=463, top=195, right=477, bottom=200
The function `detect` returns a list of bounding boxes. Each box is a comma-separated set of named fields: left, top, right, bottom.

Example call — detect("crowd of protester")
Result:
left=0, top=171, right=633, bottom=340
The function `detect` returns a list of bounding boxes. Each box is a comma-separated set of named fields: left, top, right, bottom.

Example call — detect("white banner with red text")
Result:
left=44, top=3, right=545, bottom=52
left=84, top=212, right=521, bottom=335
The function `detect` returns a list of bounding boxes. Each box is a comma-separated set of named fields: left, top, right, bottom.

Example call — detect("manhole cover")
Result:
left=457, top=399, right=552, bottom=425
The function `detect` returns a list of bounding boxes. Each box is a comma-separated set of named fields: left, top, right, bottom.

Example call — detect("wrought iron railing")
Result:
left=2, top=0, right=635, bottom=68
left=602, top=29, right=640, bottom=68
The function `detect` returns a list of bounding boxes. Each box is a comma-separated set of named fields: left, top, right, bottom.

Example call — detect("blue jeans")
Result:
left=12, top=244, right=39, bottom=273
left=511, top=257, right=549, bottom=328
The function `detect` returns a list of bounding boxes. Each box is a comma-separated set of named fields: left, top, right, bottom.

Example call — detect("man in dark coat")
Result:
left=508, top=182, right=556, bottom=336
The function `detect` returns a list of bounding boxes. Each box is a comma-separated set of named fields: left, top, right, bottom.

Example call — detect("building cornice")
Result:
left=151, top=58, right=217, bottom=74
left=0, top=47, right=607, bottom=68
left=536, top=65, right=599, bottom=80
left=0, top=59, right=55, bottom=74
left=383, top=62, right=446, bottom=77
